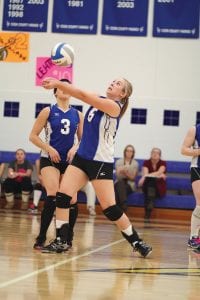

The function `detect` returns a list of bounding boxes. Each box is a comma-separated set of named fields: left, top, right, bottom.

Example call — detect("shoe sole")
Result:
left=143, top=249, right=152, bottom=258
left=41, top=248, right=69, bottom=254
left=33, top=246, right=44, bottom=250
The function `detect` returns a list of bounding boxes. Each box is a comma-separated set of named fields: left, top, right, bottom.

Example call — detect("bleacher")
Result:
left=127, top=159, right=195, bottom=210
left=0, top=151, right=195, bottom=212
left=78, top=159, right=195, bottom=211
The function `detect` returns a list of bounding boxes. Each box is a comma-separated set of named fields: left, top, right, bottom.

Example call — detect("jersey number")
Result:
left=87, top=108, right=97, bottom=122
left=61, top=119, right=70, bottom=135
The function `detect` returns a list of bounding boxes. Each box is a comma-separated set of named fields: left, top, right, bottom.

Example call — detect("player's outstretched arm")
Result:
left=42, top=77, right=120, bottom=118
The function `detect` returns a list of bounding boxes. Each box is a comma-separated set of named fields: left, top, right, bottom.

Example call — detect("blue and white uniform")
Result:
left=78, top=101, right=122, bottom=163
left=191, top=124, right=200, bottom=168
left=41, top=104, right=80, bottom=162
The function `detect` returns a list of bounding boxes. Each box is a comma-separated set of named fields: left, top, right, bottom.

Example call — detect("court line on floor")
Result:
left=0, top=239, right=125, bottom=289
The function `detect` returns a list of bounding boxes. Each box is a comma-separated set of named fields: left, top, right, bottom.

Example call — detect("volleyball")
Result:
left=51, top=42, right=74, bottom=66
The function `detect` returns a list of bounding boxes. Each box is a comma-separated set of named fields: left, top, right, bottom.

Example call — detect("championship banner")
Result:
left=0, top=32, right=29, bottom=62
left=52, top=0, right=99, bottom=34
left=36, top=57, right=73, bottom=86
left=153, top=0, right=200, bottom=38
left=2, top=0, right=49, bottom=32
left=101, top=0, right=149, bottom=36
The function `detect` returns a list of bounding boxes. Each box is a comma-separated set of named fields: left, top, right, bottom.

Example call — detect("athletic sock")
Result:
left=121, top=225, right=140, bottom=245
left=33, top=190, right=42, bottom=207
left=190, top=205, right=200, bottom=238
left=37, top=195, right=56, bottom=240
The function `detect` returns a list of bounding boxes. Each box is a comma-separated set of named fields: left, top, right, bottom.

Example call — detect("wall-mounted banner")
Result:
left=0, top=32, right=29, bottom=62
left=101, top=0, right=149, bottom=36
left=36, top=57, right=73, bottom=86
left=52, top=0, right=99, bottom=34
left=2, top=0, right=49, bottom=32
left=153, top=0, right=200, bottom=38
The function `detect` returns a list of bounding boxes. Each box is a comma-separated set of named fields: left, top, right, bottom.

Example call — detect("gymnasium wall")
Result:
left=0, top=1, right=199, bottom=162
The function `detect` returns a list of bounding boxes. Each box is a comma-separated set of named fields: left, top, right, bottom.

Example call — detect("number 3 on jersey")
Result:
left=61, top=118, right=70, bottom=135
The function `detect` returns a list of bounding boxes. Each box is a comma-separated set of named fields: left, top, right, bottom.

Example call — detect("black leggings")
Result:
left=114, top=179, right=133, bottom=211
left=3, top=177, right=33, bottom=194
left=142, top=177, right=159, bottom=210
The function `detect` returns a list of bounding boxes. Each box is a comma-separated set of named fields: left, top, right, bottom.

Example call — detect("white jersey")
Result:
left=77, top=101, right=122, bottom=163
left=191, top=124, right=200, bottom=168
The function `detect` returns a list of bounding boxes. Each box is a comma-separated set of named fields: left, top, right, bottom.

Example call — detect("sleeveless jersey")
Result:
left=41, top=104, right=80, bottom=162
left=77, top=101, right=122, bottom=163
left=191, top=124, right=200, bottom=168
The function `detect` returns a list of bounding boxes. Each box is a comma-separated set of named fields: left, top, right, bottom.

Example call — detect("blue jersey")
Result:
left=78, top=101, right=122, bottom=163
left=191, top=124, right=200, bottom=168
left=41, top=104, right=80, bottom=162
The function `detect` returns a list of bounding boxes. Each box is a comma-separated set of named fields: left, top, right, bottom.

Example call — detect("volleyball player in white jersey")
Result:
left=181, top=123, right=200, bottom=251
left=41, top=77, right=152, bottom=257
left=29, top=79, right=84, bottom=250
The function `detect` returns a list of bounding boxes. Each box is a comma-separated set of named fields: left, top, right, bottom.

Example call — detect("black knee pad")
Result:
left=56, top=192, right=72, bottom=209
left=103, top=205, right=123, bottom=221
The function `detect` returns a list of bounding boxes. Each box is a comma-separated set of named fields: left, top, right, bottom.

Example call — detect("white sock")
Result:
left=122, top=225, right=133, bottom=236
left=190, top=205, right=200, bottom=238
left=56, top=220, right=68, bottom=229
left=21, top=192, right=30, bottom=203
left=33, top=190, right=42, bottom=207
left=5, top=193, right=14, bottom=203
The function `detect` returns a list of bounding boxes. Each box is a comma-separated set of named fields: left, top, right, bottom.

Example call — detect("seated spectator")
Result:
left=138, top=147, right=167, bottom=223
left=28, top=158, right=46, bottom=214
left=114, top=145, right=139, bottom=212
left=0, top=162, right=5, bottom=196
left=81, top=182, right=96, bottom=216
left=3, top=149, right=33, bottom=209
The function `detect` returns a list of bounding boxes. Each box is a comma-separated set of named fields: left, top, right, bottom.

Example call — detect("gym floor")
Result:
left=0, top=208, right=199, bottom=300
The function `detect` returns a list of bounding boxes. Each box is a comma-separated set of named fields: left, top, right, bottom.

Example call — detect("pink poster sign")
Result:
left=35, top=57, right=73, bottom=86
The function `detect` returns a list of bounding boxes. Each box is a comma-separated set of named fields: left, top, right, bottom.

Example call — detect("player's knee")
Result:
left=56, top=192, right=72, bottom=209
left=103, top=204, right=123, bottom=221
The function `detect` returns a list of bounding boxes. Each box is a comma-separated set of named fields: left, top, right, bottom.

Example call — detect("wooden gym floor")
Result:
left=0, top=205, right=199, bottom=300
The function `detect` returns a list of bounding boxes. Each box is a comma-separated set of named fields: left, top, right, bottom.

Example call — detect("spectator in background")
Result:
left=181, top=124, right=200, bottom=251
left=138, top=147, right=166, bottom=223
left=0, top=162, right=5, bottom=196
left=0, top=162, right=5, bottom=179
left=3, top=148, right=33, bottom=209
left=114, top=145, right=139, bottom=212
left=28, top=158, right=46, bottom=214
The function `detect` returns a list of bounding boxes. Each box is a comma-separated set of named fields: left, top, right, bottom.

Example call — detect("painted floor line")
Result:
left=0, top=238, right=125, bottom=289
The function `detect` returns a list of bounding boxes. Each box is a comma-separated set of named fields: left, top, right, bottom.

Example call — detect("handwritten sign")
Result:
left=35, top=57, right=73, bottom=86
left=0, top=32, right=29, bottom=62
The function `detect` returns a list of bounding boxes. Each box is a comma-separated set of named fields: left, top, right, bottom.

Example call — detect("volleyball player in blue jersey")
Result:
left=29, top=79, right=84, bottom=249
left=181, top=124, right=200, bottom=252
left=41, top=77, right=152, bottom=257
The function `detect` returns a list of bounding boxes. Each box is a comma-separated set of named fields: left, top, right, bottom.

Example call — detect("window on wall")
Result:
left=35, top=103, right=51, bottom=118
left=71, top=105, right=83, bottom=112
left=4, top=101, right=19, bottom=117
left=196, top=112, right=200, bottom=124
left=131, top=108, right=147, bottom=124
left=163, top=110, right=179, bottom=126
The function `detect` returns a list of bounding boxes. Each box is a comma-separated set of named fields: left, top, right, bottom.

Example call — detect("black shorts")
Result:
left=71, top=153, right=114, bottom=181
left=191, top=167, right=200, bottom=183
left=40, top=157, right=69, bottom=175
